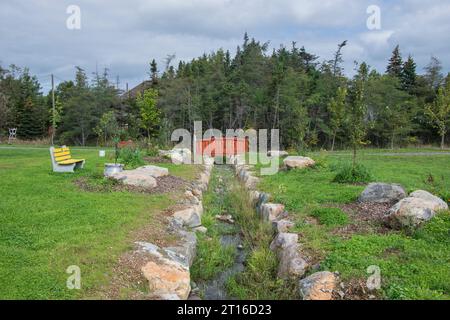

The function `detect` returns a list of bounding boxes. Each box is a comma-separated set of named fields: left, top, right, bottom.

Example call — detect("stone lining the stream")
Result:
left=228, top=155, right=337, bottom=299
left=131, top=159, right=214, bottom=300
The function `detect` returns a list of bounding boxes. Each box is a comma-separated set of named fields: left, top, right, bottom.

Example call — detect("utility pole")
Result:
left=51, top=74, right=55, bottom=146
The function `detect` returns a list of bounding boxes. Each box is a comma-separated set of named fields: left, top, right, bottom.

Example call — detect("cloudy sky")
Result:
left=1, top=0, right=449, bottom=92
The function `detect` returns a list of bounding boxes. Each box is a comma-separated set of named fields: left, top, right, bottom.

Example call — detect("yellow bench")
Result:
left=49, top=146, right=85, bottom=172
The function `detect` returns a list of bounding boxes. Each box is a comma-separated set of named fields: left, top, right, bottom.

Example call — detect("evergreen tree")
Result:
left=402, top=55, right=417, bottom=92
left=150, top=59, right=158, bottom=86
left=386, top=45, right=403, bottom=78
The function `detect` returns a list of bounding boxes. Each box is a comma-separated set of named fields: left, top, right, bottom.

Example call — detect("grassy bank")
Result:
left=0, top=147, right=196, bottom=299
left=256, top=151, right=450, bottom=299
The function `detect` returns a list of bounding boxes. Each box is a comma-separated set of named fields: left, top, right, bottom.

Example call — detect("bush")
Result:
left=333, top=163, right=374, bottom=184
left=310, top=207, right=350, bottom=227
left=118, top=147, right=145, bottom=169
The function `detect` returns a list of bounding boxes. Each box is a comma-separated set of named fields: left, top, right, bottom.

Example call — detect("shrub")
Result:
left=310, top=207, right=350, bottom=227
left=333, top=163, right=374, bottom=184
left=118, top=147, right=145, bottom=169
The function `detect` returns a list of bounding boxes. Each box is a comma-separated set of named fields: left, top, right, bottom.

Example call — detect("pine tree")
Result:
left=386, top=45, right=403, bottom=78
left=150, top=59, right=158, bottom=86
left=402, top=55, right=417, bottom=92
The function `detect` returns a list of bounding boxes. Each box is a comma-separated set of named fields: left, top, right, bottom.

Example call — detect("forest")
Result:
left=1, top=34, right=449, bottom=151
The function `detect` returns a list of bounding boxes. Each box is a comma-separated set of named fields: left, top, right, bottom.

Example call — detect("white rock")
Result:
left=134, top=165, right=169, bottom=177
left=283, top=156, right=315, bottom=169
left=386, top=196, right=447, bottom=229
left=111, top=171, right=157, bottom=188
left=409, top=190, right=448, bottom=210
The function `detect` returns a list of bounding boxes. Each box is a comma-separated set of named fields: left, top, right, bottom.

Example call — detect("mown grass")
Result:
left=0, top=147, right=195, bottom=299
left=257, top=150, right=450, bottom=300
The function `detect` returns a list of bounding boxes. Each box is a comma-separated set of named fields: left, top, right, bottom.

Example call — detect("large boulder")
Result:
left=283, top=156, right=315, bottom=169
left=299, top=271, right=337, bottom=300
left=410, top=190, right=448, bottom=210
left=359, top=183, right=407, bottom=203
left=111, top=171, right=157, bottom=188
left=386, top=196, right=447, bottom=229
left=135, top=165, right=169, bottom=178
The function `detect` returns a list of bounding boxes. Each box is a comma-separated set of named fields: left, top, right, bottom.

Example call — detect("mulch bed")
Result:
left=74, top=174, right=189, bottom=194
left=332, top=202, right=393, bottom=237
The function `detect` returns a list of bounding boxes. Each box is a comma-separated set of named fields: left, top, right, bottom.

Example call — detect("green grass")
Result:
left=310, top=207, right=350, bottom=227
left=0, top=147, right=196, bottom=299
left=190, top=169, right=237, bottom=282
left=257, top=150, right=450, bottom=300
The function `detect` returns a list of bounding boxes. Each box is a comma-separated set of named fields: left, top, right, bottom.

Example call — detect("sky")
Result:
left=1, top=0, right=449, bottom=93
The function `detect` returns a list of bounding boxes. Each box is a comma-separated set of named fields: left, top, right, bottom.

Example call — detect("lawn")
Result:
left=0, top=146, right=197, bottom=299
left=256, top=150, right=450, bottom=300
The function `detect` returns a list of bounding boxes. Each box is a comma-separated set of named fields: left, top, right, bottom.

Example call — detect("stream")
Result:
left=196, top=165, right=247, bottom=300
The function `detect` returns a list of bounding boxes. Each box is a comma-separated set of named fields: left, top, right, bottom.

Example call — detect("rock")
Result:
left=141, top=258, right=190, bottom=300
left=244, top=176, right=259, bottom=190
left=169, top=148, right=192, bottom=165
left=165, top=230, right=197, bottom=268
left=272, top=219, right=295, bottom=233
left=135, top=165, right=169, bottom=177
left=270, top=233, right=307, bottom=279
left=184, top=190, right=200, bottom=205
left=173, top=207, right=202, bottom=228
left=237, top=244, right=244, bottom=250
left=261, top=203, right=286, bottom=222
left=192, top=188, right=202, bottom=198
left=268, top=150, right=289, bottom=157
left=248, top=190, right=260, bottom=205
left=277, top=244, right=308, bottom=279
left=409, top=190, right=448, bottom=210
left=270, top=232, right=298, bottom=251
left=192, top=226, right=207, bottom=233
left=386, top=196, right=447, bottom=229
left=215, top=214, right=235, bottom=224
left=283, top=156, right=315, bottom=169
left=111, top=171, right=157, bottom=188
left=255, top=193, right=271, bottom=215
left=359, top=183, right=407, bottom=203
left=298, top=271, right=337, bottom=300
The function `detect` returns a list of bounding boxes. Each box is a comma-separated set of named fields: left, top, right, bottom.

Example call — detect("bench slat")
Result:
left=58, top=159, right=84, bottom=165
left=54, top=147, right=70, bottom=153
left=54, top=151, right=71, bottom=157
left=55, top=156, right=71, bottom=162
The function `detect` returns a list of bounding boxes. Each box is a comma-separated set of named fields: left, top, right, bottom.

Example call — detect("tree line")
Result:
left=1, top=34, right=449, bottom=150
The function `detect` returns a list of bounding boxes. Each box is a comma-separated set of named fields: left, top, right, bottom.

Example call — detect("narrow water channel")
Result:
left=196, top=165, right=246, bottom=300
